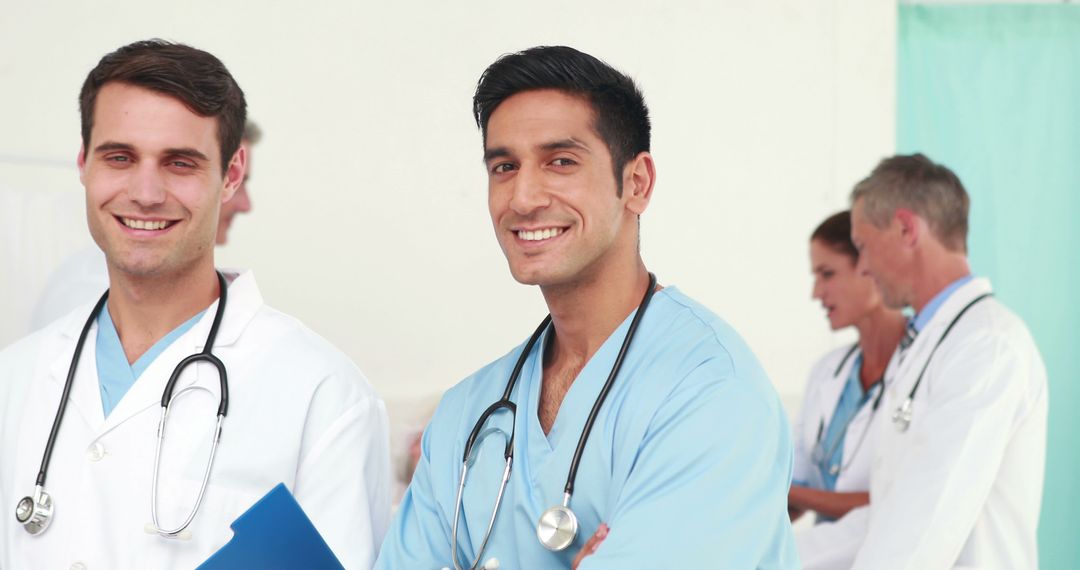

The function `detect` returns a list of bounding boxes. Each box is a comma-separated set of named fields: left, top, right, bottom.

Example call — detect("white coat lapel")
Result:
left=817, top=350, right=855, bottom=431
left=880, top=278, right=994, bottom=427
left=46, top=312, right=106, bottom=433
left=99, top=270, right=262, bottom=432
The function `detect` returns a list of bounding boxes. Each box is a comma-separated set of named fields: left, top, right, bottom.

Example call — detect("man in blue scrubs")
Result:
left=377, top=46, right=798, bottom=569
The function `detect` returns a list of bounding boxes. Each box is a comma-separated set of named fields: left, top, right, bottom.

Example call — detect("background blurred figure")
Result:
left=215, top=120, right=258, bottom=245
left=800, top=154, right=1048, bottom=570
left=28, top=120, right=261, bottom=332
left=789, top=211, right=904, bottom=535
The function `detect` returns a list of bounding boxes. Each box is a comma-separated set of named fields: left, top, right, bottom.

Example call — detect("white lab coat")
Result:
left=798, top=278, right=1047, bottom=570
left=792, top=344, right=879, bottom=494
left=0, top=270, right=392, bottom=570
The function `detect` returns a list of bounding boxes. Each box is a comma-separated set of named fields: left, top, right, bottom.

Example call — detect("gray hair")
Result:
left=243, top=120, right=262, bottom=144
left=850, top=153, right=969, bottom=253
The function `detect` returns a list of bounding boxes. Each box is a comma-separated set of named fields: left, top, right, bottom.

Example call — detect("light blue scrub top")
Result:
left=95, top=301, right=205, bottom=417
left=377, top=287, right=798, bottom=569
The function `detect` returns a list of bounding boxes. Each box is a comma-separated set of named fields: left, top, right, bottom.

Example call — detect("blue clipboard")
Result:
left=197, top=483, right=344, bottom=570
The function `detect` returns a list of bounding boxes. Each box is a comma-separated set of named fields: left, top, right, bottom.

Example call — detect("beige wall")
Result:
left=0, top=1, right=895, bottom=414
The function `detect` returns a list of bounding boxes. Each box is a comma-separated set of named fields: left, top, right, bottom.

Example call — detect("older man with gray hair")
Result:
left=798, top=153, right=1047, bottom=570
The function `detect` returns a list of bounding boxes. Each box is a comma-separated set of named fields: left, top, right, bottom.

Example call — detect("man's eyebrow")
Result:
left=92, top=142, right=210, bottom=163
left=483, top=146, right=511, bottom=162
left=163, top=147, right=210, bottom=161
left=483, top=138, right=591, bottom=162
left=540, top=138, right=590, bottom=153
left=93, top=141, right=134, bottom=153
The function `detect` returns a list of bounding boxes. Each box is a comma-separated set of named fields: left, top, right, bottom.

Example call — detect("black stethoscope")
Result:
left=15, top=272, right=230, bottom=539
left=449, top=273, right=657, bottom=570
left=811, top=345, right=884, bottom=478
left=891, top=292, right=992, bottom=432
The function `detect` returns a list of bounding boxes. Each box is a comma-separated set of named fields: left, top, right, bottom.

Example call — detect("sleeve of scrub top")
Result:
left=850, top=330, right=1030, bottom=569
left=578, top=362, right=799, bottom=569
left=374, top=402, right=455, bottom=569
left=291, top=371, right=393, bottom=570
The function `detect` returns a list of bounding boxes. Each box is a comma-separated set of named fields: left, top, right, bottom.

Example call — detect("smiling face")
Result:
left=850, top=198, right=911, bottom=309
left=484, top=89, right=642, bottom=288
left=810, top=239, right=882, bottom=330
left=79, top=82, right=244, bottom=279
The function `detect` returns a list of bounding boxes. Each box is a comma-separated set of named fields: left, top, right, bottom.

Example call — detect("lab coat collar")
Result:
left=50, top=269, right=262, bottom=347
left=914, top=277, right=992, bottom=339
left=47, top=269, right=264, bottom=435
left=46, top=314, right=107, bottom=433
left=818, top=346, right=859, bottom=428
left=889, top=277, right=993, bottom=383
left=189, top=269, right=262, bottom=350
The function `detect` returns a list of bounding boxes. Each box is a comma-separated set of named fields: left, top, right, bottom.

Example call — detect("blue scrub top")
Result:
left=377, top=287, right=798, bottom=569
left=95, top=301, right=205, bottom=417
left=814, top=354, right=882, bottom=494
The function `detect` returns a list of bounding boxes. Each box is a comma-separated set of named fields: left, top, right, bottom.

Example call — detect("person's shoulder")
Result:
left=0, top=308, right=87, bottom=403
left=650, top=287, right=769, bottom=382
left=943, top=292, right=1042, bottom=368
left=265, top=302, right=368, bottom=360
left=643, top=288, right=787, bottom=423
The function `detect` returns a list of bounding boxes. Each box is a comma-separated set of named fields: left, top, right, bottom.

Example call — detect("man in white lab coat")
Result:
left=797, top=153, right=1047, bottom=569
left=0, top=40, right=390, bottom=569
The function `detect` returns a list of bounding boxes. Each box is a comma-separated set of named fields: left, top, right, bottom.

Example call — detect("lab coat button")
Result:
left=86, top=442, right=105, bottom=462
left=70, top=562, right=87, bottom=570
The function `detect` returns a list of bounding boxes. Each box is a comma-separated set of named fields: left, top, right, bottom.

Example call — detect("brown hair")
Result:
left=811, top=210, right=858, bottom=261
left=850, top=153, right=970, bottom=253
left=79, top=39, right=246, bottom=174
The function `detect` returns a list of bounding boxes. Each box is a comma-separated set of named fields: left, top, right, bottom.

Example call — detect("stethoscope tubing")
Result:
left=25, top=271, right=230, bottom=536
left=563, top=273, right=657, bottom=496
left=35, top=293, right=108, bottom=488
left=451, top=272, right=657, bottom=566
left=813, top=344, right=884, bottom=476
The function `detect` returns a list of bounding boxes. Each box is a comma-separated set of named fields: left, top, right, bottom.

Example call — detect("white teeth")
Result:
left=517, top=227, right=564, bottom=241
left=122, top=218, right=170, bottom=231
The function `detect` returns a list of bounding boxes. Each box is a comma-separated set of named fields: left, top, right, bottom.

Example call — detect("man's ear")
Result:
left=624, top=151, right=656, bottom=216
left=221, top=144, right=247, bottom=203
left=894, top=208, right=921, bottom=247
left=77, top=145, right=87, bottom=185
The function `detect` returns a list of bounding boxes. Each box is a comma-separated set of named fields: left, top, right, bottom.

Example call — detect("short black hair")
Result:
left=473, top=46, right=651, bottom=196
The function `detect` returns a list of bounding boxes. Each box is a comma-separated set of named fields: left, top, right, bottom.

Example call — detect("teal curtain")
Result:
left=899, top=5, right=1080, bottom=568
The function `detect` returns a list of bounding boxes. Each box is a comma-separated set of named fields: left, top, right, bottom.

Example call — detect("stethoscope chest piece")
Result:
left=536, top=501, right=578, bottom=552
left=15, top=486, right=53, bottom=535
left=892, top=398, right=913, bottom=432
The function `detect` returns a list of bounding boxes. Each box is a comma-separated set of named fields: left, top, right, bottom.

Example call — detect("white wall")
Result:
left=0, top=1, right=895, bottom=413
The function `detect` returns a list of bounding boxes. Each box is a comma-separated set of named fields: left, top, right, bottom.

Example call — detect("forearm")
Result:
left=789, top=485, right=869, bottom=519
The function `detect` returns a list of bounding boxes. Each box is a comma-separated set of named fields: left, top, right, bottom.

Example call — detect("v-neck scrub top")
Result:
left=377, top=287, right=798, bottom=569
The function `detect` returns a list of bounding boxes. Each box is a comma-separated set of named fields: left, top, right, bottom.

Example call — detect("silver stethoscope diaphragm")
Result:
left=892, top=397, right=913, bottom=432
left=14, top=486, right=53, bottom=535
left=536, top=493, right=578, bottom=551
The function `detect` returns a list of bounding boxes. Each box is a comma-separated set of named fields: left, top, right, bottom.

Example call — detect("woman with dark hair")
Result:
left=789, top=211, right=906, bottom=526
